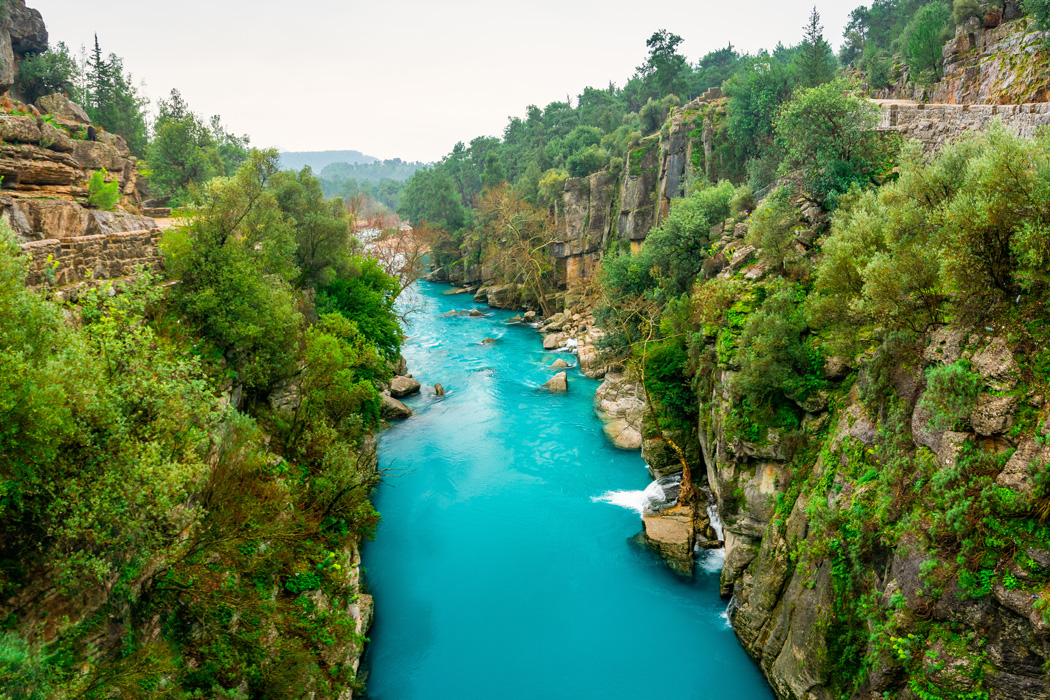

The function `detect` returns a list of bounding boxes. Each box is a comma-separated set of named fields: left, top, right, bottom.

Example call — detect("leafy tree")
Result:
left=162, top=150, right=301, bottom=391
left=723, top=52, right=799, bottom=185
left=1024, top=0, right=1050, bottom=28
left=398, top=168, right=468, bottom=231
left=271, top=167, right=353, bottom=287
left=796, top=7, right=837, bottom=87
left=692, top=45, right=743, bottom=95
left=899, top=2, right=954, bottom=80
left=566, top=145, right=608, bottom=178
left=316, top=258, right=403, bottom=359
left=774, top=78, right=897, bottom=208
left=953, top=0, right=983, bottom=23
left=15, top=42, right=79, bottom=104
left=147, top=90, right=246, bottom=204
left=636, top=30, right=690, bottom=99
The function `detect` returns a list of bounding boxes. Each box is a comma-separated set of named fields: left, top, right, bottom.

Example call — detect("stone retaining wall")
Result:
left=878, top=102, right=1050, bottom=149
left=20, top=228, right=161, bottom=287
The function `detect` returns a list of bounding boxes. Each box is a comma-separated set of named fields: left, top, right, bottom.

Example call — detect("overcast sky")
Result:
left=33, top=0, right=860, bottom=162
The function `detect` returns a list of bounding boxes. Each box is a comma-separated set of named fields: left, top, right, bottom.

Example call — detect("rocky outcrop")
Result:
left=705, top=323, right=1050, bottom=699
left=380, top=393, right=412, bottom=420
left=0, top=1, right=47, bottom=94
left=937, top=17, right=1050, bottom=105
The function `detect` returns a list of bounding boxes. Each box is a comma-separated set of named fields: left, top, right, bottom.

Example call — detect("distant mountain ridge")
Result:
left=279, top=150, right=378, bottom=172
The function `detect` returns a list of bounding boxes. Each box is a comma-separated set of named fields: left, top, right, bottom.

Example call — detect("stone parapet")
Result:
left=878, top=101, right=1050, bottom=149
left=20, top=228, right=161, bottom=287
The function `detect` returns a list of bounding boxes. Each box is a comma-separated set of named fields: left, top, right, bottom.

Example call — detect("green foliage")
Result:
left=162, top=150, right=302, bottom=391
left=316, top=258, right=403, bottom=360
left=270, top=166, right=353, bottom=287
left=919, top=360, right=982, bottom=431
left=643, top=340, right=696, bottom=432
left=398, top=167, right=468, bottom=231
left=148, top=89, right=249, bottom=204
left=746, top=188, right=803, bottom=273
left=639, top=180, right=735, bottom=295
left=15, top=42, right=79, bottom=104
left=636, top=30, right=690, bottom=100
left=861, top=46, right=895, bottom=89
left=900, top=2, right=954, bottom=80
left=734, top=279, right=826, bottom=412
left=84, top=36, right=149, bottom=156
left=774, top=78, right=898, bottom=209
left=795, top=7, right=837, bottom=87
left=953, top=0, right=983, bottom=23
left=1026, top=0, right=1050, bottom=28
left=86, top=168, right=120, bottom=210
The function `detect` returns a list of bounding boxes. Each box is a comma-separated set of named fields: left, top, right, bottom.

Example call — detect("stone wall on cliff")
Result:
left=877, top=101, right=1050, bottom=150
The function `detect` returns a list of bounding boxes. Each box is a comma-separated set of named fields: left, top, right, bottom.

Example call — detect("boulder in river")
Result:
left=381, top=393, right=412, bottom=420
left=481, top=337, right=499, bottom=345
left=390, top=375, right=421, bottom=398
left=642, top=505, right=695, bottom=576
left=434, top=383, right=446, bottom=396
left=542, top=371, right=568, bottom=393
left=444, top=287, right=470, bottom=295
left=550, top=359, right=570, bottom=369
left=523, top=310, right=537, bottom=322
left=542, top=333, right=566, bottom=350
left=507, top=315, right=524, bottom=324
left=469, top=309, right=485, bottom=317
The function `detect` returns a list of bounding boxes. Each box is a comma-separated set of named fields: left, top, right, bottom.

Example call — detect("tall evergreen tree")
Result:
left=796, top=8, right=836, bottom=87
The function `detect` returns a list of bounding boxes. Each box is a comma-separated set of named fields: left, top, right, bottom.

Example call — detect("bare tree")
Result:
left=477, top=184, right=561, bottom=316
left=598, top=290, right=700, bottom=505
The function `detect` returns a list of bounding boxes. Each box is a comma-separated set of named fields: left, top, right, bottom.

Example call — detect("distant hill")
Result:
left=321, top=158, right=428, bottom=184
left=279, top=150, right=378, bottom=172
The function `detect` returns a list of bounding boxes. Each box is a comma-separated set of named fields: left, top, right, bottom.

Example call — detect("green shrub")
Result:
left=953, top=0, right=982, bottom=24
left=15, top=43, right=79, bottom=104
left=87, top=168, right=120, bottom=210
left=919, top=360, right=982, bottom=431
left=1025, top=0, right=1050, bottom=29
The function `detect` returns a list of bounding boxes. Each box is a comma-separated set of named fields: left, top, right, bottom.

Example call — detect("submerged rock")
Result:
left=389, top=376, right=421, bottom=399
left=550, top=359, right=570, bottom=369
left=444, top=287, right=470, bottom=295
left=542, top=371, right=568, bottom=393
left=434, top=383, right=445, bottom=396
left=481, top=337, right=499, bottom=345
left=380, top=393, right=412, bottom=420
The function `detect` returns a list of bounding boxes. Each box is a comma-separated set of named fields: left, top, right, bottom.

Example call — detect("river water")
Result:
left=362, top=282, right=774, bottom=699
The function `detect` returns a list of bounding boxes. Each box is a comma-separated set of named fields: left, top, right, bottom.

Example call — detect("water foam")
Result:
left=592, top=489, right=648, bottom=515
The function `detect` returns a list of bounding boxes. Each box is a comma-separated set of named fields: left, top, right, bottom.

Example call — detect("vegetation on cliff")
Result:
left=0, top=152, right=401, bottom=698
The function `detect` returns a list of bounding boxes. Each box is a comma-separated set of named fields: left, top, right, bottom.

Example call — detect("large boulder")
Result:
left=35, top=93, right=90, bottom=124
left=542, top=371, right=568, bottom=393
left=380, top=393, right=412, bottom=420
left=603, top=418, right=642, bottom=449
left=389, top=375, right=421, bottom=399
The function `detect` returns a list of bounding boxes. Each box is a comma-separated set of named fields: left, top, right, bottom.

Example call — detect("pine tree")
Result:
left=796, top=7, right=836, bottom=87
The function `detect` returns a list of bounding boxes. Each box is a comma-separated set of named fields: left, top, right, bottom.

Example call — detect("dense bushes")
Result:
left=809, top=125, right=1050, bottom=351
left=1, top=144, right=402, bottom=696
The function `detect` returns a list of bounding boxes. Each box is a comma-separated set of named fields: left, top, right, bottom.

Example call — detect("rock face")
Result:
left=937, top=18, right=1050, bottom=104
left=704, top=324, right=1050, bottom=700
left=0, top=1, right=47, bottom=94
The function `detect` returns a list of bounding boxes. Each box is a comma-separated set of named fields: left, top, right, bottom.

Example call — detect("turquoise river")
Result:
left=362, top=281, right=775, bottom=699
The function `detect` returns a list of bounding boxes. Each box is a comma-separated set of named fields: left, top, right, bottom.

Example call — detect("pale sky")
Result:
left=33, top=0, right=860, bottom=162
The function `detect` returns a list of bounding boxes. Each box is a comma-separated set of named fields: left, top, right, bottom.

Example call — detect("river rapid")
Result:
left=362, top=282, right=774, bottom=699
